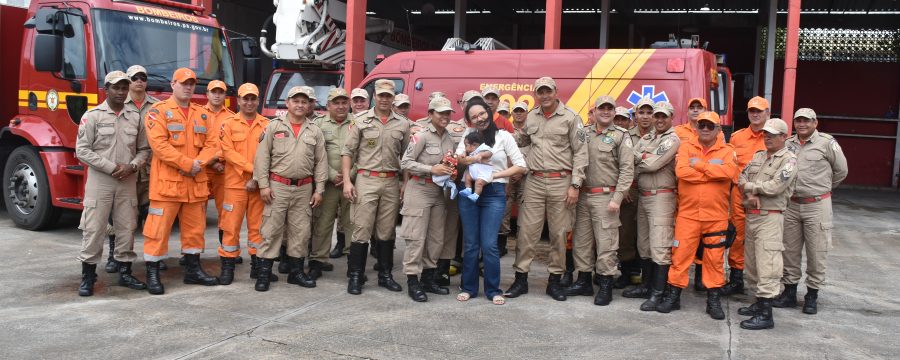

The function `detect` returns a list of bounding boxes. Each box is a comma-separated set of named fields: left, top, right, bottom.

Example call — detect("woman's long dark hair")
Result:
left=463, top=98, right=497, bottom=147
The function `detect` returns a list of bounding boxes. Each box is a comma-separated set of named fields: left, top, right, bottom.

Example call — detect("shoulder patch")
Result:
left=658, top=137, right=674, bottom=153
left=830, top=139, right=841, bottom=152
left=781, top=157, right=797, bottom=180
left=576, top=128, right=587, bottom=143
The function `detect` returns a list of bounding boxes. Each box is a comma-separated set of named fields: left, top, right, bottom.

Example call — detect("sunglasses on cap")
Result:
left=131, top=74, right=148, bottom=82
left=697, top=122, right=718, bottom=131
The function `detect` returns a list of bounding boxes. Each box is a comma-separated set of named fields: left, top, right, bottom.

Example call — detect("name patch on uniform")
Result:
left=709, top=159, right=724, bottom=165
left=194, top=126, right=207, bottom=134
left=167, top=123, right=185, bottom=131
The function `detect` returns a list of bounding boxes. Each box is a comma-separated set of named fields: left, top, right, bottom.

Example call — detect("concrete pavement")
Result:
left=0, top=188, right=898, bottom=359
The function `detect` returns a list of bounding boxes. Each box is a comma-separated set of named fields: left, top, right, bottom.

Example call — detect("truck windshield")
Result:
left=264, top=72, right=342, bottom=111
left=92, top=9, right=234, bottom=93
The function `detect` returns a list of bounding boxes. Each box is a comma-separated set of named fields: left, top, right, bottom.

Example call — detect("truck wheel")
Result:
left=2, top=146, right=61, bottom=230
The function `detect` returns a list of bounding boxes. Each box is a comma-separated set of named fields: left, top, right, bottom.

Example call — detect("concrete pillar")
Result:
left=763, top=0, right=777, bottom=104
left=599, top=0, right=610, bottom=48
left=780, top=0, right=801, bottom=130
left=454, top=0, right=467, bottom=38
left=544, top=0, right=562, bottom=49
left=344, top=0, right=367, bottom=90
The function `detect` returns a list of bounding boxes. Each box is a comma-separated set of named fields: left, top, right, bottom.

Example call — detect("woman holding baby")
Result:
left=454, top=98, right=527, bottom=305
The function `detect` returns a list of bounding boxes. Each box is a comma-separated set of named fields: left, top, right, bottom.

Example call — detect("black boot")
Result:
left=235, top=255, right=243, bottom=264
left=706, top=287, right=725, bottom=320
left=435, top=259, right=451, bottom=286
left=146, top=261, right=164, bottom=295
left=546, top=274, right=567, bottom=301
left=721, top=268, right=744, bottom=296
left=254, top=258, right=274, bottom=291
left=803, top=288, right=819, bottom=314
left=497, top=234, right=508, bottom=257
left=249, top=255, right=280, bottom=281
left=219, top=257, right=236, bottom=285
left=421, top=268, right=449, bottom=295
left=104, top=235, right=119, bottom=273
left=656, top=285, right=683, bottom=313
left=641, top=264, right=669, bottom=312
left=738, top=300, right=762, bottom=316
left=504, top=272, right=529, bottom=298
left=329, top=232, right=346, bottom=258
left=277, top=246, right=290, bottom=274
left=623, top=259, right=654, bottom=298
left=593, top=275, right=614, bottom=306
left=377, top=240, right=402, bottom=292
left=693, top=264, right=707, bottom=292
left=308, top=259, right=324, bottom=280
left=287, top=257, right=316, bottom=288
left=347, top=242, right=368, bottom=295
left=407, top=275, right=428, bottom=302
left=183, top=254, right=219, bottom=286
left=78, top=262, right=97, bottom=296
left=158, top=260, right=168, bottom=271
left=773, top=284, right=799, bottom=308
left=564, top=271, right=594, bottom=296
left=740, top=298, right=775, bottom=330
left=560, top=250, right=575, bottom=287
left=117, top=262, right=147, bottom=290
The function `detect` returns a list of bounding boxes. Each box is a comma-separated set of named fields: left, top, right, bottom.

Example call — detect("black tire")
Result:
left=2, top=146, right=61, bottom=230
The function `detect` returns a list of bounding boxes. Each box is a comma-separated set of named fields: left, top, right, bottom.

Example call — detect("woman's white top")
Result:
left=455, top=129, right=527, bottom=184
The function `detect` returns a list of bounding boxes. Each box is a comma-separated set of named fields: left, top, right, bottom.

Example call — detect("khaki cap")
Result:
left=697, top=111, right=720, bottom=125
left=237, top=83, right=258, bottom=98
left=462, top=90, right=483, bottom=103
left=172, top=67, right=196, bottom=83
left=125, top=65, right=147, bottom=78
left=513, top=101, right=528, bottom=111
left=794, top=107, right=817, bottom=120
left=481, top=86, right=500, bottom=98
left=595, top=95, right=616, bottom=108
left=498, top=101, right=511, bottom=113
left=327, top=87, right=350, bottom=102
left=429, top=91, right=446, bottom=101
left=762, top=118, right=788, bottom=135
left=430, top=97, right=454, bottom=113
left=748, top=96, right=769, bottom=111
left=534, top=76, right=556, bottom=91
left=374, top=79, right=395, bottom=95
left=351, top=88, right=369, bottom=99
left=287, top=86, right=313, bottom=99
left=299, top=86, right=316, bottom=100
left=104, top=71, right=130, bottom=85
left=653, top=101, right=674, bottom=116
left=614, top=106, right=631, bottom=118
left=207, top=80, right=227, bottom=92
left=633, top=96, right=655, bottom=111
left=393, top=93, right=410, bottom=106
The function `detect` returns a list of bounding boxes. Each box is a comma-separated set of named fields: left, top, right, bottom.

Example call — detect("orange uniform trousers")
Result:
left=142, top=200, right=208, bottom=261
left=218, top=188, right=263, bottom=258
left=668, top=217, right=728, bottom=289
left=728, top=188, right=746, bottom=270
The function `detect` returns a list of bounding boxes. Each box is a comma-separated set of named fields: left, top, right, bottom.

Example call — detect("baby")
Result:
left=458, top=132, right=493, bottom=202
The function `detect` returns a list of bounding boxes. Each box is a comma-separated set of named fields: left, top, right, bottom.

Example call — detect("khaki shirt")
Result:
left=739, top=147, right=798, bottom=211
left=634, top=127, right=680, bottom=190
left=314, top=113, right=355, bottom=183
left=400, top=123, right=456, bottom=177
left=76, top=101, right=150, bottom=174
left=341, top=109, right=411, bottom=172
left=254, top=116, right=327, bottom=191
left=516, top=101, right=588, bottom=187
left=786, top=130, right=848, bottom=197
left=583, top=124, right=635, bottom=205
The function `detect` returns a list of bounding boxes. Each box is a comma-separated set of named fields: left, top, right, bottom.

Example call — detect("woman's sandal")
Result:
left=492, top=295, right=506, bottom=305
left=457, top=292, right=472, bottom=302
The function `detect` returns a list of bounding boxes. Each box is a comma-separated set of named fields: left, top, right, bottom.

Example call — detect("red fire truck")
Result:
left=0, top=0, right=239, bottom=230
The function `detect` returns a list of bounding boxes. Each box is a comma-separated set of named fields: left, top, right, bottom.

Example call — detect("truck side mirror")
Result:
left=34, top=34, right=63, bottom=72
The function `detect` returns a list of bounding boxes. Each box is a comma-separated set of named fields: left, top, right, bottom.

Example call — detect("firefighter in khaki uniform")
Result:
left=774, top=108, right=848, bottom=314
left=505, top=76, right=588, bottom=302
left=399, top=97, right=457, bottom=302
left=721, top=96, right=770, bottom=296
left=204, top=80, right=235, bottom=255
left=342, top=79, right=411, bottom=295
left=658, top=111, right=739, bottom=319
left=565, top=95, right=634, bottom=306
left=76, top=71, right=150, bottom=296
left=622, top=101, right=680, bottom=311
left=311, top=88, right=356, bottom=278
left=253, top=86, right=327, bottom=291
left=142, top=68, right=220, bottom=294
left=736, top=118, right=798, bottom=330
left=216, top=83, right=274, bottom=285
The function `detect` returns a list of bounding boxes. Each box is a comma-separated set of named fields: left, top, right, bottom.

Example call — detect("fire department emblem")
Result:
left=46, top=90, right=59, bottom=111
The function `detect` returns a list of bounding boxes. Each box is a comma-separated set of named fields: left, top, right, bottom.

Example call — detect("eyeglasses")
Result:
left=131, top=74, right=148, bottom=82
left=697, top=122, right=718, bottom=130
left=470, top=111, right=489, bottom=122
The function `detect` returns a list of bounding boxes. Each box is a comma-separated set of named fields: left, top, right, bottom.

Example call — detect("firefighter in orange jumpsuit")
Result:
left=657, top=111, right=739, bottom=320
left=216, top=83, right=277, bottom=285
left=204, top=80, right=234, bottom=258
left=142, top=68, right=220, bottom=294
left=721, top=96, right=770, bottom=296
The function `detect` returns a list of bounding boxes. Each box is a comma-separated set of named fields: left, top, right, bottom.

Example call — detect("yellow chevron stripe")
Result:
left=566, top=49, right=657, bottom=123
left=566, top=50, right=626, bottom=119
left=606, top=49, right=656, bottom=100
